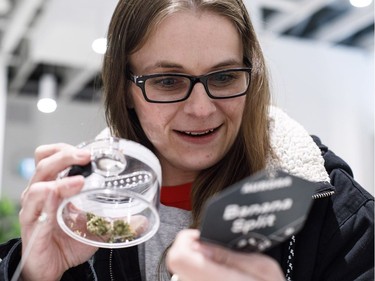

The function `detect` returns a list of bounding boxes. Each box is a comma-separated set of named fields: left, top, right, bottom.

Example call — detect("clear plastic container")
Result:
left=56, top=137, right=161, bottom=248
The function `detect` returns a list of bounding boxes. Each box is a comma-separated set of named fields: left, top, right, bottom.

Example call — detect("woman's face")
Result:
left=129, top=11, right=246, bottom=185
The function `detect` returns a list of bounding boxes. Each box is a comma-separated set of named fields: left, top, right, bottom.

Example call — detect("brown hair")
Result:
left=103, top=0, right=271, bottom=272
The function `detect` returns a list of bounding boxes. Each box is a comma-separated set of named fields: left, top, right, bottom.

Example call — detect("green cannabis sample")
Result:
left=111, top=219, right=135, bottom=242
left=86, top=213, right=110, bottom=236
left=86, top=212, right=136, bottom=243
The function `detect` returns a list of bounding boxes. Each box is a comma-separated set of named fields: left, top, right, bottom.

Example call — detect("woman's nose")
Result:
left=182, top=83, right=217, bottom=117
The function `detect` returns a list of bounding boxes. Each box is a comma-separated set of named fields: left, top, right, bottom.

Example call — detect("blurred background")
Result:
left=0, top=0, right=373, bottom=239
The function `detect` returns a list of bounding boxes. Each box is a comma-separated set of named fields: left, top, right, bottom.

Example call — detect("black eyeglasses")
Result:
left=128, top=67, right=252, bottom=103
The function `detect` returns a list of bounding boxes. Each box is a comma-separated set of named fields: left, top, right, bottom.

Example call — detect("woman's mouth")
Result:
left=175, top=125, right=221, bottom=137
left=184, top=128, right=215, bottom=136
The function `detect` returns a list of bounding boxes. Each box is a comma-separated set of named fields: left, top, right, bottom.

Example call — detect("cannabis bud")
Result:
left=86, top=212, right=136, bottom=243
left=86, top=213, right=110, bottom=236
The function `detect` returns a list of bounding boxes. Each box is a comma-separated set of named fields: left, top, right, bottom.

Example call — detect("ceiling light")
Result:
left=349, top=0, right=373, bottom=7
left=37, top=98, right=57, bottom=113
left=92, top=38, right=107, bottom=54
left=37, top=73, right=57, bottom=113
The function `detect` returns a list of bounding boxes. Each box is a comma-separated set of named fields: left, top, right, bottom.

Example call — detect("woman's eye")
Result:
left=211, top=73, right=237, bottom=84
left=158, top=78, right=177, bottom=86
left=150, top=77, right=187, bottom=90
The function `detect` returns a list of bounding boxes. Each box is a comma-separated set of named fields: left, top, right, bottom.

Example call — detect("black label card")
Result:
left=199, top=169, right=318, bottom=252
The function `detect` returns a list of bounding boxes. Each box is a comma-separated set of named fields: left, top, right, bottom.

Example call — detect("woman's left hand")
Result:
left=166, top=229, right=285, bottom=281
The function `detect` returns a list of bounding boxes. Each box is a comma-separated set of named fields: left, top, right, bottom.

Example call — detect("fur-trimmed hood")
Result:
left=267, top=106, right=330, bottom=183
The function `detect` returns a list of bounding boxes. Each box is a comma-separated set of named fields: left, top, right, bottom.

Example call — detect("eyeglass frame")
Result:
left=128, top=67, right=252, bottom=103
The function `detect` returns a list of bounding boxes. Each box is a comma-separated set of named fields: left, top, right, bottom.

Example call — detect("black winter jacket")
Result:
left=0, top=137, right=373, bottom=281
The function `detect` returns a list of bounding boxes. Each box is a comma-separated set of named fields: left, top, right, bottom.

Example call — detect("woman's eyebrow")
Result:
left=142, top=58, right=243, bottom=73
left=211, top=59, right=244, bottom=68
left=143, top=61, right=184, bottom=73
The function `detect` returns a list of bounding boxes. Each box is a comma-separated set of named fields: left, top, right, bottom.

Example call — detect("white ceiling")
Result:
left=0, top=0, right=374, bottom=102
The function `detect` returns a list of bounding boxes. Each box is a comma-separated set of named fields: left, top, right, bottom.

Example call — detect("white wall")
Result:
left=1, top=36, right=374, bottom=201
left=262, top=36, right=374, bottom=193
left=2, top=97, right=106, bottom=200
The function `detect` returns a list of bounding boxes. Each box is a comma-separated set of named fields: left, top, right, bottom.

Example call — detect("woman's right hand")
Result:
left=18, top=143, right=98, bottom=281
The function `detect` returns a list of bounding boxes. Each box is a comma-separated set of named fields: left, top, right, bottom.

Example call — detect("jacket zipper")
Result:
left=312, top=190, right=335, bottom=200
left=109, top=249, right=114, bottom=281
left=285, top=189, right=335, bottom=281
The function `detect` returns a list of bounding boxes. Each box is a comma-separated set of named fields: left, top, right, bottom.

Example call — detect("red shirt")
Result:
left=160, top=182, right=192, bottom=211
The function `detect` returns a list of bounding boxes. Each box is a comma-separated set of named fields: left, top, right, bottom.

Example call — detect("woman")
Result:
left=0, top=0, right=373, bottom=280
